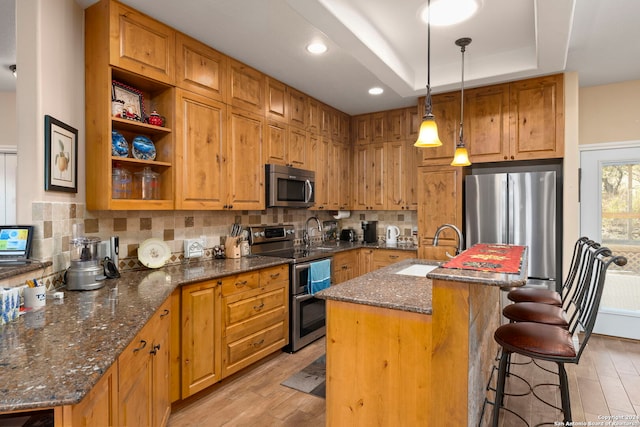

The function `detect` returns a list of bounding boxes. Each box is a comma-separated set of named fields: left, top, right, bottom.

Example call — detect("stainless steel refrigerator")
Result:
left=465, top=171, right=557, bottom=289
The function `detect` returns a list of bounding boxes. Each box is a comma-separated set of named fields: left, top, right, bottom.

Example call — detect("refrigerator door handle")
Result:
left=507, top=175, right=514, bottom=245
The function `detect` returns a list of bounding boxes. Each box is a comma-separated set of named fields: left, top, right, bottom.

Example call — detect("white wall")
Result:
left=16, top=0, right=85, bottom=223
left=0, top=92, right=17, bottom=149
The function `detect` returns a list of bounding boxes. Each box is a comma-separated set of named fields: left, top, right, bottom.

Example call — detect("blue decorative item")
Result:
left=132, top=135, right=156, bottom=161
left=111, top=131, right=129, bottom=157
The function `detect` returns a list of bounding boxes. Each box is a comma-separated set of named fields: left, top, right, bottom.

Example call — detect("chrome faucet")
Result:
left=303, top=216, right=322, bottom=247
left=433, top=224, right=464, bottom=257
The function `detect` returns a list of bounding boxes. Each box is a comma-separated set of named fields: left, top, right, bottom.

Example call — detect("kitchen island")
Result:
left=316, top=245, right=528, bottom=427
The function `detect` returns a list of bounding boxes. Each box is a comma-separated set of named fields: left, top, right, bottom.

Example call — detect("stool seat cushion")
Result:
left=507, top=288, right=562, bottom=306
left=503, top=302, right=569, bottom=327
left=494, top=322, right=577, bottom=361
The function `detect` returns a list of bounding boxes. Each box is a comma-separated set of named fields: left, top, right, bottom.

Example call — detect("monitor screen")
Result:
left=0, top=226, right=34, bottom=258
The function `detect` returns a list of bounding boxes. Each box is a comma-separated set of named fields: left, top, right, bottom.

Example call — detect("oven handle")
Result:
left=294, top=292, right=317, bottom=302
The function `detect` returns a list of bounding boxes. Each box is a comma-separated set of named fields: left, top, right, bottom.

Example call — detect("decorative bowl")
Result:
left=111, top=131, right=129, bottom=157
left=132, top=135, right=157, bottom=161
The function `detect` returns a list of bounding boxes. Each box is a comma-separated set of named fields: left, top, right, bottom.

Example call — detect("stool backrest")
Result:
left=561, top=238, right=597, bottom=308
left=568, top=247, right=627, bottom=361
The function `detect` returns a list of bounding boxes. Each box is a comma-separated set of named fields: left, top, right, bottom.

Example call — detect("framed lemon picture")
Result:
left=45, top=115, right=78, bottom=193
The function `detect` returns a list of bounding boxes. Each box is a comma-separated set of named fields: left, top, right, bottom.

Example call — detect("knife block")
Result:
left=225, top=237, right=241, bottom=259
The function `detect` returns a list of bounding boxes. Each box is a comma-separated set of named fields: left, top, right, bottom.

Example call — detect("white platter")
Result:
left=138, top=238, right=171, bottom=269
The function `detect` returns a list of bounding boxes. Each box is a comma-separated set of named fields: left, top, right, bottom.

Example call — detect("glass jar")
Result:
left=112, top=166, right=132, bottom=199
left=134, top=167, right=160, bottom=200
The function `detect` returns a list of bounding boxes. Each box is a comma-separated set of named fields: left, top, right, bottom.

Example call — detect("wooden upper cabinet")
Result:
left=353, top=114, right=372, bottom=145
left=289, top=88, right=307, bottom=129
left=175, top=89, right=226, bottom=209
left=227, top=107, right=265, bottom=210
left=320, top=103, right=333, bottom=138
left=419, top=91, right=460, bottom=165
left=229, top=59, right=265, bottom=114
left=307, top=97, right=320, bottom=134
left=288, top=127, right=308, bottom=169
left=509, top=74, right=564, bottom=160
left=265, top=120, right=288, bottom=165
left=371, top=112, right=386, bottom=143
left=175, top=33, right=227, bottom=102
left=464, top=83, right=510, bottom=163
left=406, top=104, right=421, bottom=141
left=386, top=108, right=406, bottom=141
left=266, top=78, right=288, bottom=123
left=108, top=0, right=175, bottom=84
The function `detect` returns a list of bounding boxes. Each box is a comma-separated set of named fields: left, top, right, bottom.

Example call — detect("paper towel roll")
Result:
left=333, top=210, right=351, bottom=219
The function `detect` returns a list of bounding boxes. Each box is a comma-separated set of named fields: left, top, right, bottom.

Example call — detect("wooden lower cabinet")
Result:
left=178, top=264, right=289, bottom=399
left=332, top=250, right=360, bottom=285
left=63, top=361, right=119, bottom=427
left=359, top=248, right=417, bottom=275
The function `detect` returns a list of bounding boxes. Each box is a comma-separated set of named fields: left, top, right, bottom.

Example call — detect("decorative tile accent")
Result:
left=164, top=229, right=174, bottom=241
left=84, top=218, right=99, bottom=233
left=113, top=218, right=127, bottom=232
left=140, top=218, right=152, bottom=230
left=43, top=221, right=53, bottom=238
left=185, top=216, right=194, bottom=227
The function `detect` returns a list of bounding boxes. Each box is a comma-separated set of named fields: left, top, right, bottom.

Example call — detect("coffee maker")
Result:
left=361, top=221, right=378, bottom=243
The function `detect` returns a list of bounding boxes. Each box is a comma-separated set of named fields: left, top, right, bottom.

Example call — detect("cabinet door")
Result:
left=465, top=83, right=510, bottom=163
left=419, top=92, right=460, bottom=165
left=307, top=98, right=320, bottom=134
left=385, top=140, right=406, bottom=210
left=352, top=114, right=372, bottom=145
left=314, top=137, right=332, bottom=209
left=359, top=249, right=374, bottom=275
left=332, top=250, right=359, bottom=285
left=181, top=280, right=221, bottom=398
left=386, top=109, right=406, bottom=141
left=70, top=362, right=118, bottom=427
left=405, top=140, right=419, bottom=210
left=371, top=249, right=416, bottom=271
left=152, top=300, right=171, bottom=427
left=337, top=143, right=351, bottom=210
left=417, top=166, right=464, bottom=246
left=229, top=59, right=265, bottom=114
left=175, top=89, right=226, bottom=209
left=288, top=127, right=308, bottom=169
left=109, top=1, right=175, bottom=84
left=119, top=332, right=154, bottom=426
left=175, top=33, right=227, bottom=102
left=369, top=143, right=386, bottom=210
left=509, top=74, right=564, bottom=160
left=289, top=87, right=308, bottom=129
left=352, top=144, right=369, bottom=210
left=371, top=112, right=386, bottom=143
left=406, top=104, right=421, bottom=141
left=266, top=78, right=288, bottom=123
left=265, top=120, right=288, bottom=166
left=227, top=107, right=265, bottom=209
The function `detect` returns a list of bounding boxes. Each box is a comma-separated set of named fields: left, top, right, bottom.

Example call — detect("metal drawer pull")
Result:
left=160, top=309, right=170, bottom=318
left=389, top=255, right=399, bottom=259
left=235, top=280, right=248, bottom=287
left=270, top=273, right=280, bottom=279
left=133, top=340, right=147, bottom=353
left=252, top=339, right=265, bottom=347
left=150, top=344, right=161, bottom=355
left=253, top=302, right=265, bottom=311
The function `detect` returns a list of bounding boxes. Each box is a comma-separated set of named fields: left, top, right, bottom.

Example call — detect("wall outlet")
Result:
left=184, top=239, right=204, bottom=259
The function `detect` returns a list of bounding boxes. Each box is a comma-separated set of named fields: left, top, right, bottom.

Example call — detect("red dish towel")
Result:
left=441, top=244, right=525, bottom=273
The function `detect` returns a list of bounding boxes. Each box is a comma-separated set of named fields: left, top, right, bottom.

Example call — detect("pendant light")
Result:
left=414, top=0, right=443, bottom=148
left=451, top=37, right=472, bottom=166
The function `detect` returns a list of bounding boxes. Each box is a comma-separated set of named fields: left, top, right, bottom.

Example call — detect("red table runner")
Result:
left=441, top=244, right=525, bottom=273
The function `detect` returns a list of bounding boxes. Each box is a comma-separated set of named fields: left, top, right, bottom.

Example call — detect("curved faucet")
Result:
left=433, top=224, right=464, bottom=257
left=303, top=216, right=322, bottom=247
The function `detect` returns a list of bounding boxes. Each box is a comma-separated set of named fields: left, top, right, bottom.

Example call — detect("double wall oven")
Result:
left=248, top=224, right=329, bottom=352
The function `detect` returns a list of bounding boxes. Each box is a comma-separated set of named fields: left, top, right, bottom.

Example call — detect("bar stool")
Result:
left=491, top=248, right=627, bottom=426
left=506, top=237, right=591, bottom=306
left=502, top=240, right=600, bottom=327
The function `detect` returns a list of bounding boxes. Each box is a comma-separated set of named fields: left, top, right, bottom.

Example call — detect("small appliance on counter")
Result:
left=323, top=220, right=338, bottom=242
left=66, top=235, right=106, bottom=291
left=362, top=221, right=378, bottom=243
left=340, top=228, right=356, bottom=242
left=386, top=225, right=400, bottom=245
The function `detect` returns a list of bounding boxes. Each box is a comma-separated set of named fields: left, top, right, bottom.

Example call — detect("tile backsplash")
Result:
left=26, top=202, right=417, bottom=289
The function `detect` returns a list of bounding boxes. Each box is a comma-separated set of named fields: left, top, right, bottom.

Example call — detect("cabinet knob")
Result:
left=133, top=340, right=147, bottom=353
left=504, top=156, right=508, bottom=160
left=150, top=344, right=161, bottom=355
left=253, top=302, right=265, bottom=311
left=235, top=280, right=248, bottom=288
left=252, top=339, right=265, bottom=348
left=270, top=273, right=280, bottom=279
left=160, top=309, right=170, bottom=318
left=510, top=155, right=515, bottom=160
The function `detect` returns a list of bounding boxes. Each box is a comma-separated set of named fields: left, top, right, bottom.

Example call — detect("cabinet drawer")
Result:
left=259, top=264, right=289, bottom=287
left=220, top=271, right=260, bottom=296
left=224, top=304, right=286, bottom=343
left=223, top=321, right=287, bottom=374
left=224, top=286, right=286, bottom=327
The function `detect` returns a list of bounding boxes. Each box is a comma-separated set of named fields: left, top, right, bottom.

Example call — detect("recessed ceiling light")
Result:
left=369, top=87, right=384, bottom=95
left=306, top=42, right=328, bottom=55
left=420, top=0, right=481, bottom=26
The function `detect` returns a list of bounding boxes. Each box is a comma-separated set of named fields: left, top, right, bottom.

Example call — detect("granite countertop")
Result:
left=0, top=260, right=53, bottom=281
left=316, top=259, right=438, bottom=315
left=0, top=255, right=289, bottom=413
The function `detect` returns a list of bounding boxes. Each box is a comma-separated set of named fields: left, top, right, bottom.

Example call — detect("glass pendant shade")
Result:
left=414, top=115, right=443, bottom=147
left=451, top=146, right=471, bottom=166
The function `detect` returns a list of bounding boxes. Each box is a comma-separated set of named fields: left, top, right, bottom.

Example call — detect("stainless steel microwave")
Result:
left=266, top=164, right=315, bottom=208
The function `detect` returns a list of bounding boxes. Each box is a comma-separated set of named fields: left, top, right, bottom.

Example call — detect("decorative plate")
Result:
left=111, top=131, right=129, bottom=157
left=138, top=238, right=171, bottom=269
left=132, top=135, right=157, bottom=161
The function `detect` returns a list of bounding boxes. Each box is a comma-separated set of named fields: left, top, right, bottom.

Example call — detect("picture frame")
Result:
left=112, top=80, right=145, bottom=122
left=44, top=115, right=78, bottom=193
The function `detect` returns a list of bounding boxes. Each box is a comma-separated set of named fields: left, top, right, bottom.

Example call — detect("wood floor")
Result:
left=168, top=334, right=640, bottom=427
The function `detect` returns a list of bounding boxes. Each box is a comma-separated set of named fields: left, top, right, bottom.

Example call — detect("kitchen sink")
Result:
left=395, top=264, right=439, bottom=277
